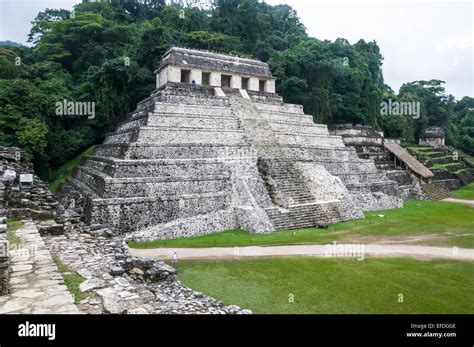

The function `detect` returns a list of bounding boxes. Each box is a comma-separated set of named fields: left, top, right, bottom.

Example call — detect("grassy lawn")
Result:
left=48, top=146, right=95, bottom=192
left=52, top=255, right=88, bottom=304
left=129, top=200, right=474, bottom=249
left=178, top=257, right=474, bottom=314
left=452, top=183, right=474, bottom=200
left=6, top=219, right=24, bottom=248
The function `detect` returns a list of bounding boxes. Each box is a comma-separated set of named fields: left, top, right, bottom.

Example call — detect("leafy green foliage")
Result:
left=269, top=38, right=384, bottom=125
left=49, top=146, right=95, bottom=192
left=452, top=183, right=474, bottom=200
left=0, top=0, right=471, bottom=180
left=16, top=118, right=48, bottom=159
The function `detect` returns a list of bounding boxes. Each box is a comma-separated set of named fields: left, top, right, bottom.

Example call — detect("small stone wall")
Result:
left=0, top=147, right=59, bottom=221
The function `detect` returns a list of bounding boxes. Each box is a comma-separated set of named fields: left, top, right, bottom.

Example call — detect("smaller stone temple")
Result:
left=419, top=126, right=445, bottom=147
left=156, top=47, right=276, bottom=93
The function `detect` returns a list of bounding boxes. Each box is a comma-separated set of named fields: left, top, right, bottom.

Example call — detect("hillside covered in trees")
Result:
left=0, top=0, right=472, bottom=180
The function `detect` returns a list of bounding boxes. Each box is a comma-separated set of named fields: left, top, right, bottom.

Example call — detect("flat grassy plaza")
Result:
left=452, top=183, right=474, bottom=200
left=178, top=257, right=473, bottom=314
left=130, top=196, right=474, bottom=314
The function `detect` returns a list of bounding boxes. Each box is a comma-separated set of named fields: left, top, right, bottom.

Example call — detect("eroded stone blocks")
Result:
left=65, top=50, right=402, bottom=240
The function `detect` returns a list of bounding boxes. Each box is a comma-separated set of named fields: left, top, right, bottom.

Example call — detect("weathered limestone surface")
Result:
left=0, top=147, right=59, bottom=221
left=156, top=47, right=276, bottom=93
left=0, top=219, right=247, bottom=314
left=62, top=49, right=402, bottom=240
left=331, top=125, right=427, bottom=201
left=43, top=220, right=248, bottom=314
left=0, top=221, right=79, bottom=314
left=0, top=145, right=248, bottom=314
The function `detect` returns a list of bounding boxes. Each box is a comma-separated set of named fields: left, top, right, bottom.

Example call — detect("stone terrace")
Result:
left=0, top=221, right=78, bottom=314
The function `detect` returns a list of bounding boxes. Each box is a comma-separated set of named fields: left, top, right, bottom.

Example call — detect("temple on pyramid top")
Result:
left=155, top=47, right=276, bottom=93
left=64, top=47, right=414, bottom=242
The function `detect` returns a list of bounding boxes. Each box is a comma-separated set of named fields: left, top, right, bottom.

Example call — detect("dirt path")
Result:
left=129, top=244, right=474, bottom=261
left=442, top=198, right=474, bottom=207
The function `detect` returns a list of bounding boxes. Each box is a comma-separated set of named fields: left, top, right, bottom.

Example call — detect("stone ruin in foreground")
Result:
left=66, top=47, right=402, bottom=240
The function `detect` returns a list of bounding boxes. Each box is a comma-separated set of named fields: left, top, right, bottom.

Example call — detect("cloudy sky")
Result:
left=0, top=0, right=472, bottom=99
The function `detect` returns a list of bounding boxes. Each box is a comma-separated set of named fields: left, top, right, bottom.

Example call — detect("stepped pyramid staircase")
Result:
left=407, top=145, right=474, bottom=196
left=330, top=132, right=425, bottom=200
left=228, top=95, right=354, bottom=229
left=359, top=147, right=418, bottom=200
left=69, top=83, right=402, bottom=238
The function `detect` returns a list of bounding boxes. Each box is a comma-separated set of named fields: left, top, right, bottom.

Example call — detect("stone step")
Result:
left=265, top=201, right=353, bottom=230
left=94, top=143, right=254, bottom=160
left=103, top=129, right=138, bottom=145
left=146, top=116, right=240, bottom=130
left=151, top=111, right=236, bottom=120
left=275, top=132, right=345, bottom=147
left=254, top=103, right=305, bottom=115
left=117, top=117, right=147, bottom=132
left=81, top=156, right=231, bottom=179
left=75, top=166, right=230, bottom=199
left=268, top=118, right=322, bottom=127
left=154, top=102, right=232, bottom=116
left=88, top=191, right=230, bottom=232
left=269, top=122, right=329, bottom=135
left=69, top=177, right=100, bottom=199
left=118, top=112, right=241, bottom=132
left=134, top=127, right=246, bottom=145
left=260, top=112, right=314, bottom=124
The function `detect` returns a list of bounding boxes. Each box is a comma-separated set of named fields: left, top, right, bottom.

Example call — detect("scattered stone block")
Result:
left=37, top=220, right=64, bottom=236
left=79, top=278, right=107, bottom=292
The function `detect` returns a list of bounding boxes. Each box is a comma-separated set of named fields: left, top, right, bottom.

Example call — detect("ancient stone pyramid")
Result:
left=70, top=47, right=402, bottom=240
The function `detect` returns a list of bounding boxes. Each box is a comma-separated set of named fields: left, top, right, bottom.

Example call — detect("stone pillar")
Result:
left=0, top=217, right=9, bottom=296
left=210, top=72, right=221, bottom=87
left=266, top=80, right=276, bottom=93
left=156, top=66, right=172, bottom=88
left=249, top=78, right=259, bottom=92
left=190, top=69, right=202, bottom=85
left=231, top=75, right=241, bottom=89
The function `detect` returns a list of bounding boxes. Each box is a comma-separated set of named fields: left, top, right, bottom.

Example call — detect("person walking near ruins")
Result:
left=172, top=251, right=178, bottom=267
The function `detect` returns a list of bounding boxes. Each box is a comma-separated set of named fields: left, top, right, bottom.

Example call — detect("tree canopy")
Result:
left=0, top=0, right=471, bottom=179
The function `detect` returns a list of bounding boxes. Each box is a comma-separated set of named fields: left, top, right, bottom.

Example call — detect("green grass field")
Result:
left=48, top=146, right=95, bottom=192
left=178, top=257, right=474, bottom=314
left=129, top=200, right=474, bottom=249
left=452, top=183, right=474, bottom=200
